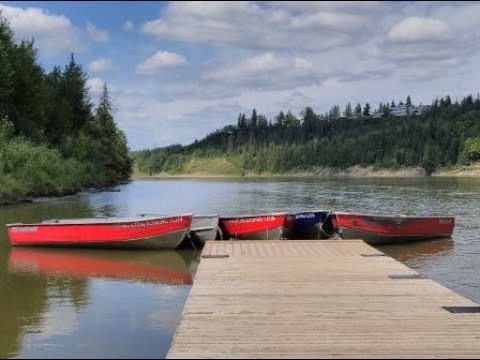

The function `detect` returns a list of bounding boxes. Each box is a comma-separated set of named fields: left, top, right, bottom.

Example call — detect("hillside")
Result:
left=133, top=95, right=480, bottom=177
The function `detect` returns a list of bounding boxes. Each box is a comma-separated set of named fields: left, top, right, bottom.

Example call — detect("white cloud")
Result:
left=89, top=57, right=114, bottom=72
left=116, top=91, right=248, bottom=150
left=430, top=2, right=480, bottom=32
left=274, top=90, right=316, bottom=111
left=9, top=0, right=473, bottom=151
left=30, top=298, right=80, bottom=340
left=87, top=77, right=105, bottom=96
left=202, top=52, right=323, bottom=91
left=86, top=21, right=110, bottom=43
left=123, top=20, right=134, bottom=32
left=369, top=10, right=480, bottom=81
left=294, top=57, right=313, bottom=70
left=140, top=1, right=384, bottom=52
left=388, top=17, right=452, bottom=42
left=120, top=2, right=480, bottom=150
left=273, top=1, right=381, bottom=13
left=0, top=3, right=82, bottom=56
left=136, top=50, right=187, bottom=75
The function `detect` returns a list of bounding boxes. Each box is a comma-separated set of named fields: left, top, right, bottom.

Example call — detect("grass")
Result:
left=0, top=136, right=108, bottom=205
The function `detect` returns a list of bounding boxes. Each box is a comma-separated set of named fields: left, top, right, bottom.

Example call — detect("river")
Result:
left=1, top=177, right=479, bottom=358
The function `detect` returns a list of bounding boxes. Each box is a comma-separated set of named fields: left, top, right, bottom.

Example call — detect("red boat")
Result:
left=6, top=214, right=193, bottom=249
left=8, top=248, right=194, bottom=285
left=219, top=213, right=294, bottom=240
left=323, top=212, right=455, bottom=245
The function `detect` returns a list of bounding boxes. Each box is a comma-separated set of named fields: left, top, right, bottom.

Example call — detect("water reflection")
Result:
left=377, top=237, right=454, bottom=263
left=1, top=248, right=199, bottom=359
left=0, top=250, right=89, bottom=359
left=8, top=248, right=198, bottom=285
left=1, top=177, right=480, bottom=358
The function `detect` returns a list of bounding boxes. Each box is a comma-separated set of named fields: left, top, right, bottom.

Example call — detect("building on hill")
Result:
left=389, top=104, right=410, bottom=116
left=410, top=104, right=431, bottom=115
left=373, top=103, right=431, bottom=118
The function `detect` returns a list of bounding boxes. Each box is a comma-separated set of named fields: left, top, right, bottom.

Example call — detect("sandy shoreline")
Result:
left=133, top=165, right=480, bottom=179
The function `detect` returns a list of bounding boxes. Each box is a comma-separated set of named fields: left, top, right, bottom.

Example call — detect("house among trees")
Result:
left=372, top=99, right=431, bottom=118
left=389, top=103, right=431, bottom=117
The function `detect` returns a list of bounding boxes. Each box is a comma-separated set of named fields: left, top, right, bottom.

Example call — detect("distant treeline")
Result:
left=0, top=14, right=132, bottom=204
left=134, top=94, right=480, bottom=176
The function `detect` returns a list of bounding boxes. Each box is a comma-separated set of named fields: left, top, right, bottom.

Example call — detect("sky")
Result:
left=1, top=1, right=480, bottom=150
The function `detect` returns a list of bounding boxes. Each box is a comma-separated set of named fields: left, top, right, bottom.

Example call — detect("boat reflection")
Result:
left=376, top=237, right=454, bottom=263
left=8, top=248, right=199, bottom=285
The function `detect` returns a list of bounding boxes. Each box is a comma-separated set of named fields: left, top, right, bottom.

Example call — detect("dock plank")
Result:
left=167, top=240, right=480, bottom=359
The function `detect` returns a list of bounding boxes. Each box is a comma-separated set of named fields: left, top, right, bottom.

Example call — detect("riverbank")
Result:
left=133, top=164, right=480, bottom=179
left=0, top=183, right=127, bottom=207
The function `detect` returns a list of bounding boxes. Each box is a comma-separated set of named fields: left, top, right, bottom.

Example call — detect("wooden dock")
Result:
left=167, top=240, right=480, bottom=359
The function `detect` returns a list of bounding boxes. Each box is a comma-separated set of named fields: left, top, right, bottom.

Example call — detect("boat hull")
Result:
left=328, top=213, right=454, bottom=245
left=7, top=215, right=192, bottom=249
left=291, top=211, right=330, bottom=239
left=188, top=215, right=219, bottom=244
left=219, top=213, right=293, bottom=240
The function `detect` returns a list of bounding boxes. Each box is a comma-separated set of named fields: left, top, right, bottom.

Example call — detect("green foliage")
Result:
left=0, top=117, right=14, bottom=140
left=459, top=138, right=480, bottom=165
left=0, top=134, right=105, bottom=204
left=135, top=93, right=480, bottom=177
left=0, top=14, right=132, bottom=204
left=75, top=83, right=132, bottom=182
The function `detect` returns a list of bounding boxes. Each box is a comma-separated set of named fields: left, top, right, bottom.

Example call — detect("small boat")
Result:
left=6, top=214, right=193, bottom=249
left=219, top=213, right=294, bottom=240
left=8, top=248, right=195, bottom=285
left=290, top=210, right=330, bottom=239
left=323, top=212, right=455, bottom=245
left=188, top=214, right=220, bottom=245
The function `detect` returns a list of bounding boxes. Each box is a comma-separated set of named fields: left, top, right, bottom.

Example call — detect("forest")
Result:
left=0, top=14, right=132, bottom=204
left=134, top=92, right=480, bottom=177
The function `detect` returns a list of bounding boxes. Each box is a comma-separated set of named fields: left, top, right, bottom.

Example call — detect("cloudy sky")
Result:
left=1, top=1, right=480, bottom=150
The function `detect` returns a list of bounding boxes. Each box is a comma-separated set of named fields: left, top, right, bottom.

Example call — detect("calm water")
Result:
left=1, top=177, right=479, bottom=358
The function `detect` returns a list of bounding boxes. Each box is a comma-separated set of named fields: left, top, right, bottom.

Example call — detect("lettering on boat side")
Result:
left=11, top=226, right=38, bottom=233
left=236, top=216, right=276, bottom=223
left=296, top=213, right=315, bottom=219
left=439, top=219, right=452, bottom=224
left=119, top=217, right=184, bottom=228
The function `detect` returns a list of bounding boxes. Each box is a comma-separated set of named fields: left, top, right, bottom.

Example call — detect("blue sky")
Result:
left=1, top=1, right=480, bottom=150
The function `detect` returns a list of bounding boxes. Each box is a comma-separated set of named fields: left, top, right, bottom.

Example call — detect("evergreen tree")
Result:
left=284, top=110, right=299, bottom=126
left=0, top=34, right=13, bottom=119
left=355, top=103, right=362, bottom=118
left=329, top=105, right=340, bottom=119
left=382, top=103, right=390, bottom=117
left=302, top=106, right=317, bottom=140
left=63, top=53, right=92, bottom=132
left=0, top=13, right=132, bottom=203
left=406, top=95, right=412, bottom=106
left=249, top=108, right=257, bottom=145
left=237, top=112, right=247, bottom=144
left=275, top=111, right=285, bottom=126
left=250, top=109, right=257, bottom=128
left=363, top=103, right=371, bottom=117
left=10, top=40, right=47, bottom=141
left=90, top=83, right=132, bottom=181
left=445, top=95, right=452, bottom=106
left=135, top=91, right=480, bottom=176
left=344, top=102, right=352, bottom=118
